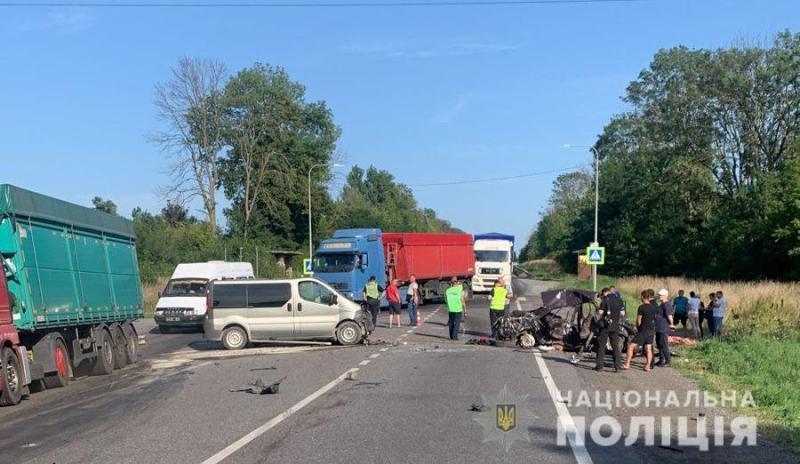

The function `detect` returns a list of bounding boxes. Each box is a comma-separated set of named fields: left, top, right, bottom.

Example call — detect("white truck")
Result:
left=471, top=233, right=515, bottom=293
left=154, top=261, right=254, bottom=333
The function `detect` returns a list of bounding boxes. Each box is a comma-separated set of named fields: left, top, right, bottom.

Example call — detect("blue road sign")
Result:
left=586, top=246, right=605, bottom=265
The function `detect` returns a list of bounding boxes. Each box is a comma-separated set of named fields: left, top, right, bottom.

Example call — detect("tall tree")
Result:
left=92, top=196, right=118, bottom=215
left=152, top=57, right=227, bottom=233
left=219, top=64, right=340, bottom=243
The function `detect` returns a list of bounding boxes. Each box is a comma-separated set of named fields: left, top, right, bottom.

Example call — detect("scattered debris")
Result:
left=345, top=371, right=359, bottom=381
left=470, top=403, right=487, bottom=412
left=230, top=377, right=286, bottom=395
left=355, top=381, right=383, bottom=387
left=466, top=337, right=498, bottom=346
left=658, top=445, right=685, bottom=453
left=249, top=366, right=277, bottom=371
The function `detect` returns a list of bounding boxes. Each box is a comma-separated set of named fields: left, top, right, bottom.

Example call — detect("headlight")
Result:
left=154, top=310, right=164, bottom=315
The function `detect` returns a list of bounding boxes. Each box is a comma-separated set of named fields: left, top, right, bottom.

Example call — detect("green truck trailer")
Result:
left=0, top=185, right=143, bottom=406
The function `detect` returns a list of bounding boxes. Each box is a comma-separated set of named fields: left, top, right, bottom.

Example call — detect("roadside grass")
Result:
left=677, top=334, right=800, bottom=454
left=141, top=276, right=168, bottom=318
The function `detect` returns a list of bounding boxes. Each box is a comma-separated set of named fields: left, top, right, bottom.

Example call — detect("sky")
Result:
left=1, top=0, right=798, bottom=245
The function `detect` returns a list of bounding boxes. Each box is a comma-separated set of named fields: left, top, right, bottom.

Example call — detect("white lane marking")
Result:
left=406, top=329, right=413, bottom=333
left=369, top=353, right=380, bottom=359
left=200, top=367, right=360, bottom=464
left=379, top=347, right=389, bottom=352
left=359, top=360, right=371, bottom=366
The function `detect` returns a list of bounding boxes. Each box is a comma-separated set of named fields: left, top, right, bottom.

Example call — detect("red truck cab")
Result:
left=0, top=268, right=30, bottom=406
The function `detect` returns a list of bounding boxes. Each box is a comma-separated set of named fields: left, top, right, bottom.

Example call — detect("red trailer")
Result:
left=382, top=232, right=475, bottom=301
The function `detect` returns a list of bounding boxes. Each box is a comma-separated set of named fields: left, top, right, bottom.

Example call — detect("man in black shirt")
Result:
left=594, top=287, right=625, bottom=372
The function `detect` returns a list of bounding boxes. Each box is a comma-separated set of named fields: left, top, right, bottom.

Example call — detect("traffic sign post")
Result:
left=586, top=245, right=605, bottom=266
left=303, top=258, right=313, bottom=276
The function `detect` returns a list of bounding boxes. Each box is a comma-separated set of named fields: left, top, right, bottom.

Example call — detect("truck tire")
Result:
left=113, top=326, right=128, bottom=370
left=91, top=329, right=115, bottom=376
left=221, top=326, right=248, bottom=350
left=124, top=323, right=138, bottom=365
left=336, top=321, right=361, bottom=346
left=0, top=347, right=23, bottom=406
left=42, top=338, right=71, bottom=389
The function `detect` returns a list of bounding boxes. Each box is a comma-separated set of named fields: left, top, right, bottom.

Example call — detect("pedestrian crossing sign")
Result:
left=586, top=246, right=605, bottom=265
left=303, top=258, right=313, bottom=275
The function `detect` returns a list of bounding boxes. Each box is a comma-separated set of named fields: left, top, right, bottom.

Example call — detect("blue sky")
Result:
left=1, top=0, right=798, bottom=244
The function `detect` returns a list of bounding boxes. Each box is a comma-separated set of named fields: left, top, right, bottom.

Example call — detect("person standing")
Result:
left=594, top=287, right=625, bottom=372
left=363, top=276, right=385, bottom=327
left=654, top=288, right=675, bottom=367
left=489, top=277, right=509, bottom=339
left=713, top=290, right=727, bottom=337
left=445, top=277, right=466, bottom=340
left=706, top=293, right=717, bottom=335
left=406, top=274, right=420, bottom=327
left=386, top=279, right=402, bottom=328
left=687, top=291, right=702, bottom=339
left=623, top=289, right=657, bottom=372
left=672, top=289, right=689, bottom=329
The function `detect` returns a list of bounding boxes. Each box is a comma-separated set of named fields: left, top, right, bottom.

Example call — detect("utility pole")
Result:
left=590, top=146, right=600, bottom=293
left=307, top=162, right=343, bottom=261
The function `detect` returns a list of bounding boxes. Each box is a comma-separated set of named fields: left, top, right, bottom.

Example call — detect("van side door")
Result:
left=247, top=282, right=294, bottom=340
left=296, top=280, right=340, bottom=338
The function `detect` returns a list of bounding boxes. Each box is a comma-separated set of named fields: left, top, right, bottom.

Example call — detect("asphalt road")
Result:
left=0, top=278, right=795, bottom=464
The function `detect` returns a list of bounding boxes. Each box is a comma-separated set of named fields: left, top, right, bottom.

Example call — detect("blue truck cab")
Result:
left=313, top=229, right=387, bottom=303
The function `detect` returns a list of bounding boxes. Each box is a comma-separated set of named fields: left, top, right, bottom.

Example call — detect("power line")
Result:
left=408, top=164, right=587, bottom=187
left=0, top=0, right=654, bottom=8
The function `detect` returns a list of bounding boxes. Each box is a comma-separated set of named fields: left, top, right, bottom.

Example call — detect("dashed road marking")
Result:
left=201, top=367, right=360, bottom=464
left=379, top=347, right=389, bottom=352
left=369, top=353, right=380, bottom=359
left=359, top=360, right=370, bottom=366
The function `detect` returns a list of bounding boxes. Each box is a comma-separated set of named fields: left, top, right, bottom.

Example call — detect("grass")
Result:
left=141, top=276, right=168, bottom=318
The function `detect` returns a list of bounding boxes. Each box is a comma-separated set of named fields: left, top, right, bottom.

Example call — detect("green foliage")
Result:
left=333, top=165, right=457, bottom=232
left=523, top=31, right=800, bottom=280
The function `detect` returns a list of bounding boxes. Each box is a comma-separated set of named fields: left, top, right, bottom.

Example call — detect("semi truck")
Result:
left=0, top=185, right=143, bottom=406
left=471, top=232, right=515, bottom=293
left=312, top=228, right=475, bottom=304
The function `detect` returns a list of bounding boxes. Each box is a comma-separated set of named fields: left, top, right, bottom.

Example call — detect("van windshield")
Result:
left=162, top=279, right=208, bottom=297
left=314, top=254, right=358, bottom=273
left=475, top=250, right=510, bottom=263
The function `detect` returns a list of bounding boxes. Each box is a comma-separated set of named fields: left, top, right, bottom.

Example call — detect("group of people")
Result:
left=362, top=274, right=422, bottom=329
left=671, top=289, right=727, bottom=338
left=595, top=286, right=727, bottom=372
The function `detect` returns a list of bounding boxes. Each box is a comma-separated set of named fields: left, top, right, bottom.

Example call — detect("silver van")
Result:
left=204, top=278, right=374, bottom=350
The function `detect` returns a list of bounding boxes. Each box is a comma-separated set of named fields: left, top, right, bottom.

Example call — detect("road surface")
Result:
left=0, top=278, right=795, bottom=464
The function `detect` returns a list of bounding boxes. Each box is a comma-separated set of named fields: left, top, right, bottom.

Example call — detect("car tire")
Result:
left=518, top=331, right=536, bottom=349
left=158, top=325, right=170, bottom=334
left=221, top=326, right=248, bottom=350
left=43, top=337, right=71, bottom=389
left=336, top=321, right=361, bottom=346
left=91, top=329, right=115, bottom=376
left=113, top=326, right=128, bottom=370
left=0, top=347, right=23, bottom=406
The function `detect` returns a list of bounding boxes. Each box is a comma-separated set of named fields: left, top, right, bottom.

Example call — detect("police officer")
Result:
left=445, top=277, right=466, bottom=340
left=594, top=287, right=625, bottom=372
left=489, top=277, right=510, bottom=339
left=363, top=276, right=384, bottom=327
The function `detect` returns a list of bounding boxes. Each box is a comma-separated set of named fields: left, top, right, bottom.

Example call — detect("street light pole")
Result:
left=308, top=163, right=343, bottom=261
left=590, top=146, right=600, bottom=293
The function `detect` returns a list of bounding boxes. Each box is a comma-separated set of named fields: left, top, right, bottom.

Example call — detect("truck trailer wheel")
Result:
left=113, top=326, right=128, bottom=370
left=43, top=338, right=71, bottom=389
left=124, top=323, right=138, bottom=365
left=91, top=330, right=115, bottom=376
left=0, top=347, right=23, bottom=406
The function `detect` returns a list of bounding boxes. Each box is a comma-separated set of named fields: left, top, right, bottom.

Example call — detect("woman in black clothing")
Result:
left=623, top=289, right=657, bottom=372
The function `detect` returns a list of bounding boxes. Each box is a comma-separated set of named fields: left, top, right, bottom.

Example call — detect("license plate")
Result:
left=166, top=317, right=181, bottom=322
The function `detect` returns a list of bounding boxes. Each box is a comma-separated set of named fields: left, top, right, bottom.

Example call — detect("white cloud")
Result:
left=11, top=9, right=95, bottom=34
left=339, top=38, right=521, bottom=58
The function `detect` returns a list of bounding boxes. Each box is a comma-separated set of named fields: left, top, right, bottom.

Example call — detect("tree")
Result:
left=153, top=57, right=227, bottom=233
left=92, top=196, right=117, bottom=215
left=219, top=64, right=340, bottom=243
left=161, top=201, right=191, bottom=224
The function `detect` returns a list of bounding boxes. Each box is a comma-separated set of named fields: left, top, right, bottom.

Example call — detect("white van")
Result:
left=154, top=261, right=254, bottom=333
left=204, top=278, right=374, bottom=349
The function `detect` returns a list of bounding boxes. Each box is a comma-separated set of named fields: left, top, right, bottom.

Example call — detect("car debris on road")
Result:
left=230, top=377, right=286, bottom=395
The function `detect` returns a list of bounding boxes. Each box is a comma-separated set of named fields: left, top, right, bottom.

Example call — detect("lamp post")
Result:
left=308, top=162, right=343, bottom=260
left=564, top=144, right=601, bottom=292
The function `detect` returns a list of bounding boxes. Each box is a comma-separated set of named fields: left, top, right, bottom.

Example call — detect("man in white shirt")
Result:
left=687, top=291, right=702, bottom=338
left=713, top=290, right=727, bottom=337
left=406, top=274, right=420, bottom=327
